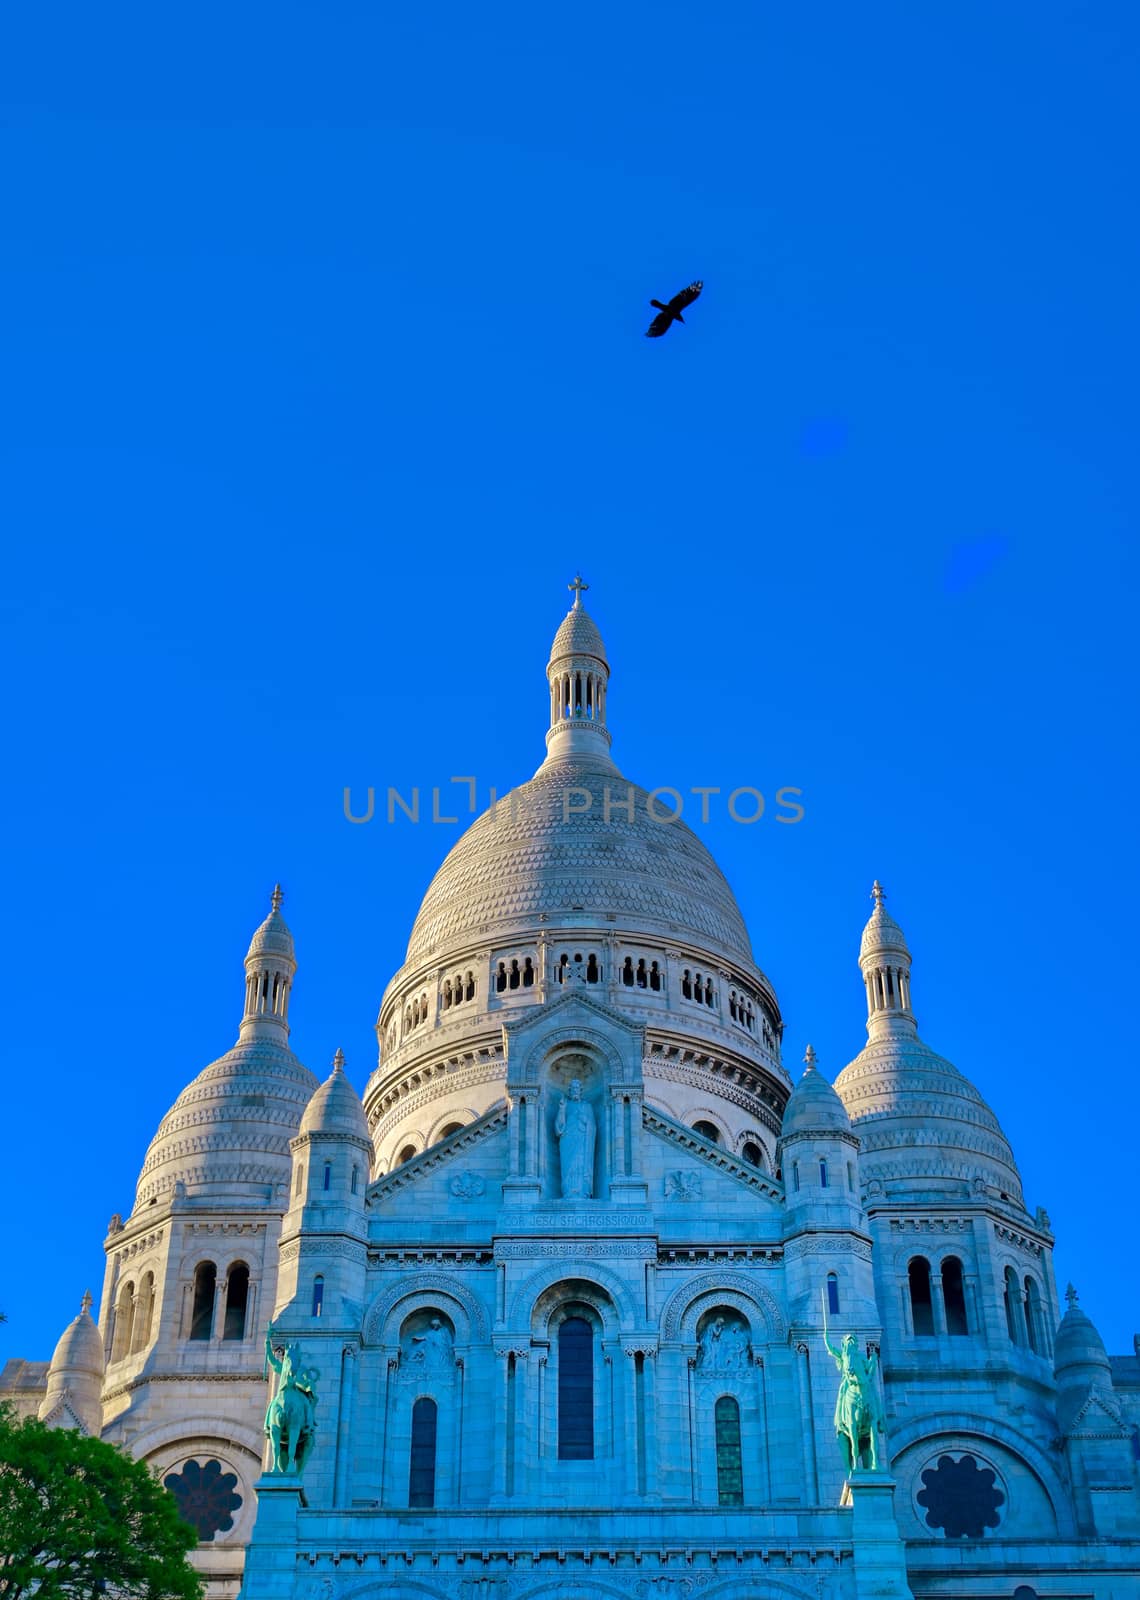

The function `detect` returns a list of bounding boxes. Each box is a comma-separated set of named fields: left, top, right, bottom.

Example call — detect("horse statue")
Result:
left=264, top=1323, right=319, bottom=1475
left=822, top=1291, right=884, bottom=1473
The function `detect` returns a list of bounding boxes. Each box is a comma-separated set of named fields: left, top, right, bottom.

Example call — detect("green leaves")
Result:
left=0, top=1406, right=202, bottom=1600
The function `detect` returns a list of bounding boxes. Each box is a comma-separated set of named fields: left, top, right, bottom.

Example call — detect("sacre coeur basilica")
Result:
left=4, top=585, right=1138, bottom=1600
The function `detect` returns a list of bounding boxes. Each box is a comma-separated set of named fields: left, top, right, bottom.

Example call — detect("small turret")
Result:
left=239, top=884, right=297, bottom=1043
left=1053, top=1285, right=1137, bottom=1536
left=859, top=881, right=915, bottom=1042
left=38, top=1291, right=104, bottom=1436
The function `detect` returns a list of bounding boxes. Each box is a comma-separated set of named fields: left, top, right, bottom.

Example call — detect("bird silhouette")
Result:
left=645, top=280, right=703, bottom=338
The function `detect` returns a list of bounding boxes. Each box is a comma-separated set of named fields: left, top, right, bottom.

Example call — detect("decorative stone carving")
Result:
left=665, top=1170, right=702, bottom=1202
left=449, top=1170, right=486, bottom=1199
left=695, top=1314, right=751, bottom=1370
left=408, top=1317, right=454, bottom=1370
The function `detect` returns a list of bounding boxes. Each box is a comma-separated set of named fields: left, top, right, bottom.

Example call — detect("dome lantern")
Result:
left=541, top=576, right=618, bottom=773
left=859, top=881, right=916, bottom=1042
left=240, top=884, right=297, bottom=1042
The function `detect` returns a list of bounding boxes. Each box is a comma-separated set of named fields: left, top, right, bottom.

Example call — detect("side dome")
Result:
left=300, top=1050, right=370, bottom=1141
left=834, top=883, right=1024, bottom=1202
left=135, top=1039, right=320, bottom=1209
left=133, top=889, right=319, bottom=1211
left=405, top=759, right=754, bottom=968
left=781, top=1046, right=852, bottom=1137
left=1054, top=1285, right=1112, bottom=1380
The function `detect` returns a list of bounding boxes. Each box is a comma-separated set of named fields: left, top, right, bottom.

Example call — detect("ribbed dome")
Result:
left=404, top=759, right=754, bottom=968
left=134, top=1039, right=319, bottom=1209
left=300, top=1053, right=370, bottom=1141
left=781, top=1052, right=852, bottom=1138
left=549, top=603, right=608, bottom=666
left=833, top=1033, right=1022, bottom=1200
left=47, top=1296, right=104, bottom=1379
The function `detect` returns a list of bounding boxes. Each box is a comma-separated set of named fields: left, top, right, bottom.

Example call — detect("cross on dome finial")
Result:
left=80, top=1289, right=93, bottom=1315
left=803, top=1043, right=818, bottom=1071
left=333, top=1048, right=345, bottom=1072
left=871, top=880, right=885, bottom=906
left=568, top=574, right=589, bottom=608
left=271, top=883, right=284, bottom=912
left=1065, top=1283, right=1079, bottom=1307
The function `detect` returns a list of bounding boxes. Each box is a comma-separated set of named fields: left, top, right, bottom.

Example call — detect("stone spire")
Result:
left=239, top=884, right=298, bottom=1042
left=38, top=1290, right=105, bottom=1435
left=540, top=577, right=618, bottom=772
left=858, top=881, right=916, bottom=1042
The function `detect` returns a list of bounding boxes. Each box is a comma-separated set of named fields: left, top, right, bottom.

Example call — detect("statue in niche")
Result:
left=409, top=1316, right=454, bottom=1370
left=554, top=1077, right=596, bottom=1198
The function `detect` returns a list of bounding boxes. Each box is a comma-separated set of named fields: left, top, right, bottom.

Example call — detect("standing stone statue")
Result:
left=696, top=1316, right=726, bottom=1369
left=264, top=1323, right=318, bottom=1475
left=822, top=1292, right=884, bottom=1473
left=554, top=1078, right=596, bottom=1198
left=410, top=1317, right=454, bottom=1370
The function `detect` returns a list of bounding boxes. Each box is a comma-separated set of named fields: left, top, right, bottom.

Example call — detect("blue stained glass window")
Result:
left=558, top=1317, right=594, bottom=1460
left=409, top=1397, right=438, bottom=1507
left=715, top=1395, right=743, bottom=1505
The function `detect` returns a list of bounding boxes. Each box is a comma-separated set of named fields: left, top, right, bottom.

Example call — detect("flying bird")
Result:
left=645, top=279, right=703, bottom=338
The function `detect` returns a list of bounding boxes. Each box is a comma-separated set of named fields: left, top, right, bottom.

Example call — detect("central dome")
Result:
left=405, top=758, right=754, bottom=968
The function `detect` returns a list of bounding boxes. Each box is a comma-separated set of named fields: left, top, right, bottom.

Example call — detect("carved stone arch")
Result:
left=129, top=1415, right=264, bottom=1468
left=362, top=1273, right=489, bottom=1347
left=686, top=1105, right=732, bottom=1145
left=659, top=1271, right=787, bottom=1344
left=734, top=1128, right=770, bottom=1168
left=886, top=1411, right=1075, bottom=1538
left=507, top=1258, right=639, bottom=1334
left=425, top=1107, right=478, bottom=1144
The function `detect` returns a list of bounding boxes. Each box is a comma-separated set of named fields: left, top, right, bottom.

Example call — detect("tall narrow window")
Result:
left=408, top=1397, right=438, bottom=1508
left=819, top=1159, right=829, bottom=1188
left=827, top=1273, right=840, bottom=1316
left=311, top=1276, right=324, bottom=1318
left=908, top=1257, right=934, bottom=1336
left=942, top=1257, right=969, bottom=1336
left=189, top=1262, right=216, bottom=1342
left=351, top=1165, right=359, bottom=1194
left=1004, top=1266, right=1021, bottom=1345
left=112, top=1281, right=136, bottom=1362
left=1024, top=1276, right=1042, bottom=1353
left=792, top=1161, right=801, bottom=1192
left=741, top=1142, right=762, bottom=1168
left=557, top=1317, right=594, bottom=1460
left=294, top=1164, right=304, bottom=1197
left=132, top=1272, right=154, bottom=1354
left=715, top=1395, right=743, bottom=1506
left=322, top=1161, right=332, bottom=1192
left=223, top=1263, right=250, bottom=1341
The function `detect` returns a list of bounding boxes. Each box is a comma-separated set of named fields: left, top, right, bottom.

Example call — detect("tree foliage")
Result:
left=0, top=1407, right=202, bottom=1600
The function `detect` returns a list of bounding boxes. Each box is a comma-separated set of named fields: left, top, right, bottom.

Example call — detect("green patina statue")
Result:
left=822, top=1291, right=885, bottom=1473
left=264, top=1323, right=318, bottom=1476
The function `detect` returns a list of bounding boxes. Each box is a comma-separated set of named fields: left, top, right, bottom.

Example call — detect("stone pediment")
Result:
left=503, top=988, right=646, bottom=1087
left=366, top=1105, right=509, bottom=1211
left=643, top=1103, right=784, bottom=1208
left=1065, top=1384, right=1128, bottom=1436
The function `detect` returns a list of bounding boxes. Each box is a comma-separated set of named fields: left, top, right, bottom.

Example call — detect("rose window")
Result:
left=916, top=1452, right=1005, bottom=1539
left=163, top=1457, right=243, bottom=1541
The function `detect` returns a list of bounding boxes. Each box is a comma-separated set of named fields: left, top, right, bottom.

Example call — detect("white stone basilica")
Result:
left=5, top=587, right=1139, bottom=1600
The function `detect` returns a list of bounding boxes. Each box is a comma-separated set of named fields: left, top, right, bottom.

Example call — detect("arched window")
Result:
left=741, top=1142, right=762, bottom=1168
left=1024, top=1276, right=1042, bottom=1353
left=223, top=1263, right=250, bottom=1341
left=1004, top=1266, right=1022, bottom=1344
left=908, top=1257, right=934, bottom=1336
left=827, top=1272, right=840, bottom=1316
left=311, top=1276, right=324, bottom=1318
left=509, top=959, right=520, bottom=990
left=714, top=1395, right=743, bottom=1506
left=112, top=1280, right=136, bottom=1362
left=442, top=979, right=453, bottom=1009
left=322, top=1161, right=332, bottom=1191
left=409, top=1397, right=438, bottom=1508
left=132, top=1272, right=154, bottom=1354
left=523, top=957, right=535, bottom=987
left=681, top=969, right=693, bottom=999
left=693, top=1121, right=720, bottom=1145
left=942, top=1256, right=969, bottom=1336
left=464, top=971, right=476, bottom=1001
left=622, top=957, right=634, bottom=986
left=397, top=1144, right=417, bottom=1166
left=636, top=959, right=648, bottom=989
left=586, top=954, right=600, bottom=983
left=819, top=1158, right=830, bottom=1187
left=438, top=1122, right=464, bottom=1141
left=189, top=1262, right=216, bottom=1342
left=649, top=961, right=662, bottom=991
left=557, top=1317, right=594, bottom=1460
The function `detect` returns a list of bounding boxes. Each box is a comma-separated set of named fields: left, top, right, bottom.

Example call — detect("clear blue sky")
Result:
left=2, top=4, right=1137, bottom=1360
